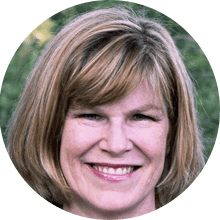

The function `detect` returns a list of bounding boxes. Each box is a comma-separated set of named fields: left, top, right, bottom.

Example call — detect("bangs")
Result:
left=66, top=35, right=147, bottom=109
left=63, top=29, right=174, bottom=118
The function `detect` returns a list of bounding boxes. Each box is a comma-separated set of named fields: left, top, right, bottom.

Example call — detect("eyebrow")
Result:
left=93, top=103, right=165, bottom=115
left=69, top=103, right=166, bottom=115
left=126, top=104, right=167, bottom=117
left=133, top=104, right=163, bottom=111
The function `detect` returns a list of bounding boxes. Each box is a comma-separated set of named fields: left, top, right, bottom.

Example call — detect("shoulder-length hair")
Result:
left=7, top=7, right=205, bottom=209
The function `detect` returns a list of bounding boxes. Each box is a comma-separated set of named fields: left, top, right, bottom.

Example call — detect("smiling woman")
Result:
left=60, top=82, right=169, bottom=217
left=6, top=6, right=204, bottom=219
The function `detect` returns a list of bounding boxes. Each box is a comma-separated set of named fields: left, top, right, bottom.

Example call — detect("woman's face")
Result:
left=60, top=81, right=169, bottom=218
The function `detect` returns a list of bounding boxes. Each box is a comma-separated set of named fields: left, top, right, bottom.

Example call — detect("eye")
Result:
left=77, top=113, right=102, bottom=121
left=131, top=113, right=155, bottom=121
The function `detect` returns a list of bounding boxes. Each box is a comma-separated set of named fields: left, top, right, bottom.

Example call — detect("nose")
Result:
left=99, top=122, right=133, bottom=156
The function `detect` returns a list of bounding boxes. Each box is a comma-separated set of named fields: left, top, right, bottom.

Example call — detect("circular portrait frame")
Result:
left=0, top=0, right=219, bottom=220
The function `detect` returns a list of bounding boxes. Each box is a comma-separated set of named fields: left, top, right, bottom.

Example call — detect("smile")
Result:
left=86, top=163, right=141, bottom=181
left=93, top=165, right=133, bottom=175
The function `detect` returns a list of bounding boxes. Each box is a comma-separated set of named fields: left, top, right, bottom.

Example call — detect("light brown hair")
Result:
left=7, top=7, right=205, bottom=209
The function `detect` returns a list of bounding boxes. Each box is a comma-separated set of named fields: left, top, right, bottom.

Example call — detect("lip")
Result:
left=89, top=163, right=135, bottom=168
left=85, top=162, right=142, bottom=169
left=86, top=163, right=140, bottom=182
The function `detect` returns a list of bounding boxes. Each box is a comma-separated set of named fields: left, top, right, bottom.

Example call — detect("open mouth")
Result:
left=87, top=163, right=141, bottom=176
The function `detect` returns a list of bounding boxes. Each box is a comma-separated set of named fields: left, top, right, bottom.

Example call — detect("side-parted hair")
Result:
left=7, top=7, right=205, bottom=209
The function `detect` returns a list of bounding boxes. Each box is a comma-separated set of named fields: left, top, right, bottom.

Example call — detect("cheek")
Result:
left=142, top=129, right=168, bottom=179
left=135, top=128, right=167, bottom=156
left=60, top=120, right=103, bottom=156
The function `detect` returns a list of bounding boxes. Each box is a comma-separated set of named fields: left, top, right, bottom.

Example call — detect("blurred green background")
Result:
left=0, top=0, right=219, bottom=162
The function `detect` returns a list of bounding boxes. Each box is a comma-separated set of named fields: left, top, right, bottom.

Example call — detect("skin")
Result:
left=60, top=81, right=169, bottom=219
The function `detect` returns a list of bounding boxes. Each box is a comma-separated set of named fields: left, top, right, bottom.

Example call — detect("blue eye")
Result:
left=132, top=114, right=154, bottom=121
left=78, top=114, right=102, bottom=121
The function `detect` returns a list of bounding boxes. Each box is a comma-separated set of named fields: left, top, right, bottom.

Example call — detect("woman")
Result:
left=7, top=7, right=204, bottom=219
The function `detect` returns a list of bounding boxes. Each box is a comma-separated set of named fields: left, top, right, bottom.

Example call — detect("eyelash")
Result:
left=77, top=113, right=156, bottom=121
left=77, top=114, right=103, bottom=121
left=132, top=113, right=155, bottom=121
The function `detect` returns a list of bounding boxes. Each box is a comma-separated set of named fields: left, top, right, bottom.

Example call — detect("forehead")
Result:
left=90, top=80, right=166, bottom=114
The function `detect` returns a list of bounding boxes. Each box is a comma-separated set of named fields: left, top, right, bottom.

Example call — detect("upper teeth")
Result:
left=93, top=166, right=134, bottom=175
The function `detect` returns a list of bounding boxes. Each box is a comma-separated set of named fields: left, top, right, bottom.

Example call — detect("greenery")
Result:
left=0, top=0, right=219, bottom=162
